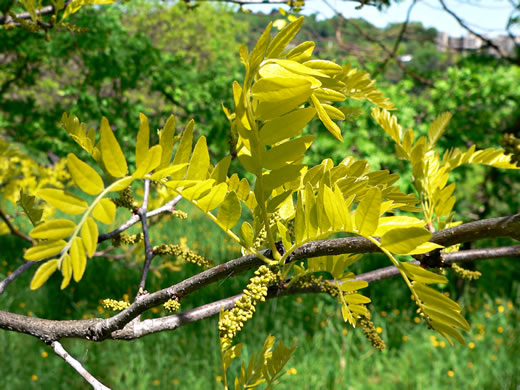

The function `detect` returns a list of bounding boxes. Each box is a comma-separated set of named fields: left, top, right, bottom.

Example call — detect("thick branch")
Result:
left=0, top=214, right=518, bottom=341
left=51, top=341, right=111, bottom=390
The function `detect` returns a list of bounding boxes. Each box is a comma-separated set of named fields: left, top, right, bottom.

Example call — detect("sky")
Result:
left=244, top=0, right=519, bottom=37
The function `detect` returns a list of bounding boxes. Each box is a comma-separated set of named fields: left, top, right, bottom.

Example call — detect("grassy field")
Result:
left=1, top=202, right=519, bottom=389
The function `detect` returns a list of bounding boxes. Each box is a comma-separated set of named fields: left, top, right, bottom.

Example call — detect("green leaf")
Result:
left=374, top=216, right=426, bottom=236
left=413, top=282, right=461, bottom=312
left=249, top=22, right=272, bottom=71
left=24, top=240, right=67, bottom=261
left=100, top=117, right=128, bottom=178
left=158, top=114, right=176, bottom=169
left=196, top=183, right=228, bottom=212
left=430, top=320, right=466, bottom=345
left=381, top=227, right=432, bottom=255
left=186, top=137, right=210, bottom=180
left=287, top=41, right=315, bottom=62
left=259, top=107, right=316, bottom=146
left=81, top=217, right=98, bottom=258
left=39, top=189, right=88, bottom=215
left=311, top=94, right=343, bottom=141
left=406, top=242, right=444, bottom=255
left=423, top=305, right=470, bottom=331
left=30, top=259, right=59, bottom=290
left=29, top=219, right=76, bottom=240
left=266, top=16, right=304, bottom=58
left=182, top=180, right=214, bottom=201
left=171, top=120, right=194, bottom=179
left=92, top=198, right=116, bottom=225
left=263, top=164, right=305, bottom=193
left=106, top=176, right=133, bottom=192
left=17, top=190, right=43, bottom=226
left=343, top=293, right=371, bottom=304
left=133, top=145, right=163, bottom=178
left=136, top=112, right=150, bottom=168
left=67, top=153, right=104, bottom=195
left=217, top=191, right=241, bottom=230
left=355, top=187, right=381, bottom=237
left=70, top=236, right=87, bottom=282
left=262, top=135, right=315, bottom=170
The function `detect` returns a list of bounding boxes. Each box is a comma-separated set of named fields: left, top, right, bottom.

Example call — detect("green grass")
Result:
left=1, top=203, right=519, bottom=389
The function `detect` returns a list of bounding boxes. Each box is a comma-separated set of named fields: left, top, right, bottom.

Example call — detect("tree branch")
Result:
left=0, top=208, right=32, bottom=242
left=438, top=0, right=519, bottom=64
left=0, top=214, right=518, bottom=341
left=0, top=261, right=35, bottom=294
left=51, top=341, right=111, bottom=390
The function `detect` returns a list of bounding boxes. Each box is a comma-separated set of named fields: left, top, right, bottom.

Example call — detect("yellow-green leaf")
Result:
left=381, top=227, right=432, bottom=255
left=182, top=179, right=214, bottom=201
left=266, top=16, right=304, bottom=58
left=39, top=188, right=88, bottom=215
left=259, top=107, right=316, bottom=146
left=355, top=187, right=381, bottom=237
left=262, top=135, right=315, bottom=171
left=343, top=293, right=371, bottom=304
left=150, top=163, right=188, bottom=181
left=252, top=77, right=312, bottom=102
left=311, top=94, right=343, bottom=141
left=81, top=217, right=98, bottom=257
left=29, top=219, right=76, bottom=240
left=100, top=116, right=128, bottom=178
left=401, top=262, right=448, bottom=284
left=406, top=242, right=444, bottom=255
left=171, top=120, right=194, bottom=179
left=136, top=112, right=150, bottom=168
left=158, top=114, right=176, bottom=169
left=106, top=176, right=134, bottom=192
left=133, top=144, right=163, bottom=178
left=423, top=305, right=470, bottom=331
left=303, top=59, right=343, bottom=75
left=413, top=282, right=461, bottom=312
left=240, top=221, right=254, bottom=248
left=431, top=320, right=465, bottom=345
left=30, top=259, right=59, bottom=290
left=211, top=155, right=232, bottom=184
left=67, top=153, right=104, bottom=195
left=339, top=280, right=368, bottom=292
left=374, top=216, right=426, bottom=236
left=287, top=41, right=314, bottom=62
left=60, top=254, right=72, bottom=290
left=196, top=182, right=228, bottom=212
left=428, top=112, right=452, bottom=146
left=186, top=136, right=210, bottom=180
left=92, top=198, right=116, bottom=225
left=217, top=191, right=241, bottom=230
left=25, top=240, right=67, bottom=261
left=70, top=236, right=87, bottom=282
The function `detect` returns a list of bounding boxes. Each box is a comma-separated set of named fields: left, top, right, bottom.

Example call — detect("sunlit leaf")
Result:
left=25, top=240, right=67, bottom=261
left=29, top=219, right=76, bottom=240
left=30, top=259, right=59, bottom=290
left=92, top=198, right=116, bottom=225
left=39, top=188, right=88, bottom=215
left=67, top=153, right=104, bottom=195
left=81, top=217, right=98, bottom=258
left=381, top=227, right=432, bottom=255
left=100, top=117, right=128, bottom=178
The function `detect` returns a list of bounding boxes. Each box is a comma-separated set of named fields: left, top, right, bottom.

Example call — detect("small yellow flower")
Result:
left=414, top=317, right=421, bottom=324
left=152, top=379, right=160, bottom=386
left=216, top=376, right=222, bottom=382
left=468, top=362, right=473, bottom=368
left=484, top=303, right=490, bottom=310
left=491, top=355, right=497, bottom=361
left=27, top=311, right=33, bottom=317
left=444, top=292, right=450, bottom=297
left=497, top=326, right=504, bottom=333
left=468, top=342, right=475, bottom=349
left=430, top=335, right=437, bottom=343
left=447, top=370, right=455, bottom=377
left=507, top=301, right=513, bottom=310
left=495, top=298, right=503, bottom=305
left=380, top=311, right=387, bottom=317
left=296, top=297, right=303, bottom=303
left=376, top=327, right=383, bottom=334
left=172, top=379, right=179, bottom=385
left=312, top=307, right=318, bottom=313
left=31, top=375, right=38, bottom=381
left=305, top=316, right=310, bottom=321
left=342, top=329, right=348, bottom=335
left=393, top=309, right=400, bottom=315
left=1, top=260, right=7, bottom=266
left=286, top=368, right=297, bottom=375
left=498, top=306, right=504, bottom=313
left=19, top=302, right=26, bottom=308
left=485, top=312, right=492, bottom=318
left=97, top=306, right=104, bottom=314
left=41, top=352, right=48, bottom=358
left=477, top=323, right=485, bottom=330
left=402, top=335, right=409, bottom=341
left=439, top=341, right=446, bottom=348
left=320, top=320, right=326, bottom=327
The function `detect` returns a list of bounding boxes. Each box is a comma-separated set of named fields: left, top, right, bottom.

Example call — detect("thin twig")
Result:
left=137, top=179, right=154, bottom=293
left=0, top=208, right=32, bottom=242
left=0, top=261, right=35, bottom=294
left=438, top=0, right=519, bottom=64
left=51, top=341, right=111, bottom=390
left=0, top=0, right=73, bottom=25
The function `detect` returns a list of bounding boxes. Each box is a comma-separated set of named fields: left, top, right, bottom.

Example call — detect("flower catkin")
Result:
left=154, top=243, right=211, bottom=268
left=219, top=265, right=281, bottom=343
left=359, top=313, right=386, bottom=351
